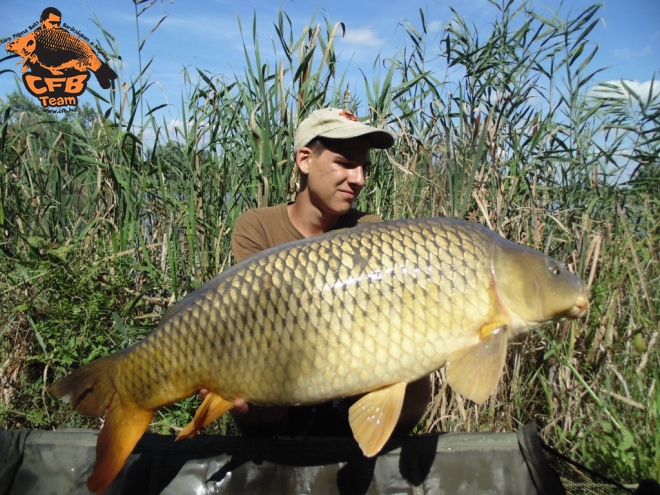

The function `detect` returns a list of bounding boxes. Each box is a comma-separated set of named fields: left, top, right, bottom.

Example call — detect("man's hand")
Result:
left=198, top=388, right=249, bottom=413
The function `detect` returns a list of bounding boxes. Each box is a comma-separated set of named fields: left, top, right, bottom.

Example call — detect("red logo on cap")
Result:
left=339, top=109, right=359, bottom=122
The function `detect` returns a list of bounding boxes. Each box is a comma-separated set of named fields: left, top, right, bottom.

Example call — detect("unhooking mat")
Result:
left=0, top=422, right=639, bottom=495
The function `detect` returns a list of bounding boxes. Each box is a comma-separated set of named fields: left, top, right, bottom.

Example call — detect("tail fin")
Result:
left=49, top=353, right=154, bottom=494
left=48, top=353, right=121, bottom=416
left=93, top=62, right=117, bottom=89
left=88, top=394, right=154, bottom=494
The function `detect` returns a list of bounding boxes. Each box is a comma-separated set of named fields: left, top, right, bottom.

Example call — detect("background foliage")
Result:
left=1, top=0, right=658, bottom=485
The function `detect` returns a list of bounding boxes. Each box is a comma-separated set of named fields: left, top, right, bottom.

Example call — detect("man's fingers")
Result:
left=198, top=390, right=248, bottom=413
left=233, top=397, right=248, bottom=413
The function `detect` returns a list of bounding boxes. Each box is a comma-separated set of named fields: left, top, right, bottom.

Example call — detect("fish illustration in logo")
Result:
left=339, top=109, right=359, bottom=121
left=4, top=7, right=117, bottom=89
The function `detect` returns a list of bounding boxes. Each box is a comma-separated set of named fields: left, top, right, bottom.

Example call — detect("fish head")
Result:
left=5, top=32, right=36, bottom=57
left=491, top=239, right=589, bottom=333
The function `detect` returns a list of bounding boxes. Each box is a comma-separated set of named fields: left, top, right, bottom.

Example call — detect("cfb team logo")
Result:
left=3, top=7, right=117, bottom=112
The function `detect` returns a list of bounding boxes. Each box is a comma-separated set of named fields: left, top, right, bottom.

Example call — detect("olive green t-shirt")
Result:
left=231, top=203, right=382, bottom=263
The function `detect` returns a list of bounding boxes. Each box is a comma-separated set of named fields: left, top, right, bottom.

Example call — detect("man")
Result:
left=39, top=7, right=63, bottom=30
left=229, top=108, right=431, bottom=436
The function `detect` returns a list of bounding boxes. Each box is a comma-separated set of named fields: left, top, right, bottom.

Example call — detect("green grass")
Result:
left=1, top=0, right=658, bottom=485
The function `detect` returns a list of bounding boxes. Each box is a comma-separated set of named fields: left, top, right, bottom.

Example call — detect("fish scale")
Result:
left=49, top=216, right=589, bottom=494
left=32, top=28, right=102, bottom=71
left=113, top=218, right=489, bottom=409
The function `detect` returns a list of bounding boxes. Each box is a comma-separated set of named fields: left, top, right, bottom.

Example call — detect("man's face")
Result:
left=41, top=14, right=61, bottom=29
left=298, top=137, right=372, bottom=216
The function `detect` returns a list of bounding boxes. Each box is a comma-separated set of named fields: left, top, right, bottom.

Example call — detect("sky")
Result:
left=1, top=0, right=659, bottom=127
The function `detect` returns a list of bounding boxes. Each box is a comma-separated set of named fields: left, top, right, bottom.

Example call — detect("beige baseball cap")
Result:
left=294, top=108, right=394, bottom=152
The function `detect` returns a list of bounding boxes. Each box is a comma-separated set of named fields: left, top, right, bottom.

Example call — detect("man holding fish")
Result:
left=49, top=107, right=589, bottom=494
left=226, top=107, right=432, bottom=437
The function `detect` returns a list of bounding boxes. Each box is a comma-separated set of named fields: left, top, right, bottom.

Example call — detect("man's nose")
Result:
left=347, top=165, right=365, bottom=187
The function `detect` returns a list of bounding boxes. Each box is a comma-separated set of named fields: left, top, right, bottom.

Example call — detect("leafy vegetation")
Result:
left=1, top=0, right=658, bottom=485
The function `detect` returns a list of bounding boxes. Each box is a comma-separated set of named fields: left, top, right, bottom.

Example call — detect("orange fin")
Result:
left=176, top=392, right=234, bottom=440
left=48, top=353, right=122, bottom=417
left=348, top=382, right=407, bottom=457
left=446, top=324, right=508, bottom=404
left=87, top=393, right=154, bottom=494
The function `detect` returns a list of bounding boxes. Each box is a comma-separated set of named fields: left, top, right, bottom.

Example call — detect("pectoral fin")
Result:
left=176, top=392, right=234, bottom=440
left=348, top=382, right=407, bottom=457
left=446, top=324, right=508, bottom=404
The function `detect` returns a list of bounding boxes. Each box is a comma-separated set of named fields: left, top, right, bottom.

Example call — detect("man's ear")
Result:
left=296, top=147, right=312, bottom=175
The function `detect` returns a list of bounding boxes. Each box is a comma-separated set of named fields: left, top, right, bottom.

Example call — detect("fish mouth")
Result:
left=566, top=292, right=589, bottom=318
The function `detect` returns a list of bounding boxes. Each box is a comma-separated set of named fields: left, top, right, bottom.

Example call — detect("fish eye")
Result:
left=549, top=264, right=561, bottom=276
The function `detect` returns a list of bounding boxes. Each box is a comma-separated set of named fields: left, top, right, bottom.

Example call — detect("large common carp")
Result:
left=49, top=217, right=589, bottom=493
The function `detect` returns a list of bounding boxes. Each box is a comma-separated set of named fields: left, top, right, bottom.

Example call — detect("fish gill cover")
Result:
left=3, top=6, right=117, bottom=113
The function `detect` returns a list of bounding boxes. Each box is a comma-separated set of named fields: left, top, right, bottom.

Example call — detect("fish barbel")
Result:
left=49, top=217, right=589, bottom=493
